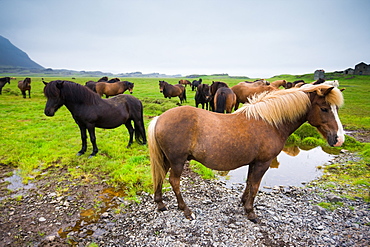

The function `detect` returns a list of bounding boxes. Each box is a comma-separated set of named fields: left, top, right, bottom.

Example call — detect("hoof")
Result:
left=158, top=206, right=167, bottom=212
left=88, top=154, right=96, bottom=158
left=249, top=218, right=260, bottom=224
left=77, top=152, right=84, bottom=156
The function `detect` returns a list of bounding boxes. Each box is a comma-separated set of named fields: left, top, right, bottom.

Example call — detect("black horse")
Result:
left=0, top=77, right=10, bottom=94
left=195, top=84, right=211, bottom=110
left=191, top=78, right=202, bottom=91
left=43, top=80, right=146, bottom=157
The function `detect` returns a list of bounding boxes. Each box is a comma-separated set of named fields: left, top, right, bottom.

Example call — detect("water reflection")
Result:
left=0, top=170, right=34, bottom=201
left=218, top=145, right=338, bottom=190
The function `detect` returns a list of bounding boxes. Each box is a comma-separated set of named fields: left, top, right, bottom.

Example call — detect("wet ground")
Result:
left=0, top=130, right=369, bottom=246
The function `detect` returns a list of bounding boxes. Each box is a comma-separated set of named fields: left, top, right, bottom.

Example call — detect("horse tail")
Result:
left=134, top=102, right=147, bottom=145
left=148, top=117, right=166, bottom=191
left=215, top=92, right=226, bottom=113
left=183, top=88, right=187, bottom=102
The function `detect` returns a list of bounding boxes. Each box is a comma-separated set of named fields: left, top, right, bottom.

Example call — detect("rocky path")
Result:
left=0, top=152, right=369, bottom=246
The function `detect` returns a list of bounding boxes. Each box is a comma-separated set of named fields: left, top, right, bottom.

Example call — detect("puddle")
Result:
left=58, top=187, right=126, bottom=241
left=0, top=170, right=34, bottom=200
left=218, top=146, right=337, bottom=190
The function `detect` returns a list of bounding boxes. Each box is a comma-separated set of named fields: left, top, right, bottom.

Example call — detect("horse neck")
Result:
left=277, top=113, right=308, bottom=141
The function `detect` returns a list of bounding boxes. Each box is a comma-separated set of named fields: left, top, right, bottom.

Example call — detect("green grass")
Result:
left=0, top=74, right=369, bottom=199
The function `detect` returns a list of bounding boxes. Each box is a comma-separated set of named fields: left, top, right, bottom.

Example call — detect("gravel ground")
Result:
left=0, top=151, right=369, bottom=247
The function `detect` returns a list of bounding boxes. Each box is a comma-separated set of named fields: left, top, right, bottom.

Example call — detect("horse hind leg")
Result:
left=125, top=121, right=135, bottom=147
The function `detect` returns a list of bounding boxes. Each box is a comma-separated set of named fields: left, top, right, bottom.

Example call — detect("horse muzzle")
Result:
left=44, top=109, right=55, bottom=117
left=327, top=133, right=345, bottom=147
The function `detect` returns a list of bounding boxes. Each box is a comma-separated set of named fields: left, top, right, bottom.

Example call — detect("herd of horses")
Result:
left=0, top=77, right=32, bottom=98
left=2, top=75, right=345, bottom=223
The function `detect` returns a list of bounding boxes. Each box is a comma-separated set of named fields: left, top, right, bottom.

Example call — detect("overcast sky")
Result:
left=1, top=0, right=369, bottom=78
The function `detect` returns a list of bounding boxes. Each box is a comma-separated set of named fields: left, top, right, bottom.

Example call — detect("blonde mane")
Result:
left=233, top=84, right=344, bottom=127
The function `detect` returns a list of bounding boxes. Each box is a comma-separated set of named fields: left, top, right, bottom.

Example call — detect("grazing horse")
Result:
left=18, top=77, right=31, bottom=98
left=148, top=84, right=344, bottom=222
left=231, top=83, right=277, bottom=110
left=159, top=81, right=186, bottom=104
left=209, top=81, right=229, bottom=111
left=43, top=80, right=146, bottom=157
left=0, top=77, right=10, bottom=94
left=179, top=79, right=191, bottom=87
left=96, top=81, right=134, bottom=98
left=191, top=78, right=202, bottom=91
left=98, top=76, right=109, bottom=82
left=195, top=84, right=211, bottom=110
left=107, top=78, right=120, bottom=83
left=270, top=80, right=287, bottom=88
left=285, top=80, right=305, bottom=89
left=214, top=87, right=236, bottom=113
left=85, top=81, right=98, bottom=92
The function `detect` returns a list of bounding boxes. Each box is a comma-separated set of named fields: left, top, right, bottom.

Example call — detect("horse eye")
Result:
left=320, top=108, right=329, bottom=112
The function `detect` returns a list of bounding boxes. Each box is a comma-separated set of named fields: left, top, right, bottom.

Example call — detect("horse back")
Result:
left=155, top=106, right=282, bottom=170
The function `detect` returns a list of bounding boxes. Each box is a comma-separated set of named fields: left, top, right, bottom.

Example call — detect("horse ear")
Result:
left=340, top=88, right=345, bottom=92
left=43, top=81, right=48, bottom=85
left=322, top=86, right=334, bottom=96
left=56, top=81, right=64, bottom=89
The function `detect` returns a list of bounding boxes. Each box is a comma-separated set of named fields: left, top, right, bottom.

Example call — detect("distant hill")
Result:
left=0, top=35, right=44, bottom=69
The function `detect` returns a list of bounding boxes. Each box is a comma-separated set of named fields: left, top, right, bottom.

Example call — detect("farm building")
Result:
left=314, top=69, right=325, bottom=80
left=354, top=62, right=370, bottom=75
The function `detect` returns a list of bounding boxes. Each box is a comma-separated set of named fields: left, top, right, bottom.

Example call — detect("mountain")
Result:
left=0, top=35, right=44, bottom=69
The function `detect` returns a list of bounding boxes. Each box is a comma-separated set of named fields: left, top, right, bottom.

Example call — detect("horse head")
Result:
left=127, top=82, right=134, bottom=94
left=304, top=85, right=345, bottom=147
left=159, top=81, right=167, bottom=93
left=43, top=81, right=65, bottom=116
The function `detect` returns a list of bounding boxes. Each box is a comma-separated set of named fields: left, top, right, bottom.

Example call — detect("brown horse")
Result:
left=214, top=87, right=236, bottom=113
left=159, top=81, right=186, bottom=104
left=18, top=77, right=31, bottom=98
left=270, top=80, right=287, bottom=88
left=231, top=83, right=277, bottom=110
left=95, top=81, right=134, bottom=98
left=148, top=84, right=344, bottom=223
left=179, top=79, right=191, bottom=87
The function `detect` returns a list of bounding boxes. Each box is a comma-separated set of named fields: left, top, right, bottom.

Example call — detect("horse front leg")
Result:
left=125, top=121, right=134, bottom=147
left=77, top=125, right=88, bottom=156
left=87, top=126, right=98, bottom=157
left=241, top=161, right=271, bottom=223
left=28, top=90, right=31, bottom=98
left=169, top=162, right=194, bottom=220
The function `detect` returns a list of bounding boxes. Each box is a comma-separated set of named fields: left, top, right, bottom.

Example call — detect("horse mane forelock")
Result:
left=45, top=80, right=99, bottom=104
left=234, top=89, right=311, bottom=127
left=234, top=85, right=344, bottom=127
left=300, top=84, right=344, bottom=107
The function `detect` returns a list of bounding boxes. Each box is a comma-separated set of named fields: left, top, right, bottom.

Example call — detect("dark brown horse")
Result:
left=148, top=85, right=344, bottom=222
left=98, top=76, right=109, bottom=82
left=179, top=79, right=191, bottom=87
left=214, top=87, right=236, bottom=113
left=43, top=80, right=146, bottom=157
left=191, top=78, right=202, bottom=91
left=231, top=83, right=277, bottom=110
left=18, top=77, right=31, bottom=98
left=159, top=81, right=186, bottom=104
left=209, top=81, right=229, bottom=111
left=85, top=80, right=98, bottom=92
left=96, top=81, right=134, bottom=98
left=195, top=84, right=211, bottom=110
left=0, top=77, right=10, bottom=95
